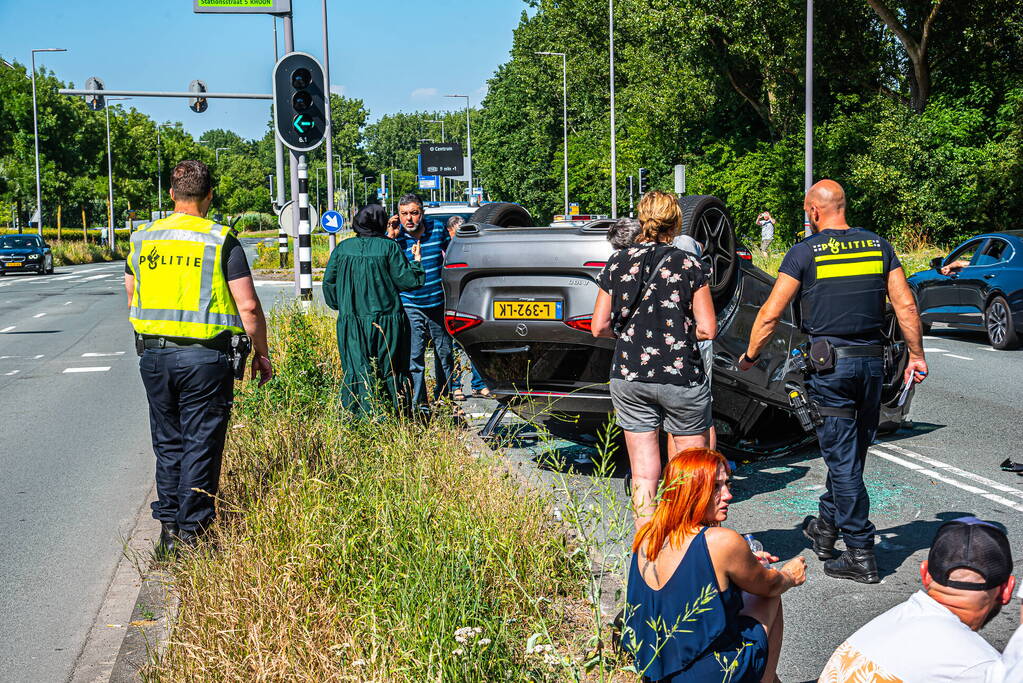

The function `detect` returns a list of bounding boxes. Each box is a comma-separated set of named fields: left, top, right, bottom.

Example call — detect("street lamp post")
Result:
left=104, top=97, right=131, bottom=253
left=30, top=47, right=68, bottom=234
left=215, top=147, right=228, bottom=164
left=364, top=176, right=374, bottom=205
left=426, top=119, right=446, bottom=201
left=155, top=125, right=163, bottom=218
left=445, top=95, right=472, bottom=199
left=608, top=0, right=618, bottom=218
left=536, top=51, right=569, bottom=216
left=804, top=0, right=814, bottom=237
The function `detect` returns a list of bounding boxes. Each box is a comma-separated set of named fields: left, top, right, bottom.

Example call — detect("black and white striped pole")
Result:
left=278, top=210, right=288, bottom=268
left=295, top=155, right=313, bottom=303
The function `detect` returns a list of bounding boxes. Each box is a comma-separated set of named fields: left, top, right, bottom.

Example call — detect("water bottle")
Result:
left=744, top=534, right=770, bottom=566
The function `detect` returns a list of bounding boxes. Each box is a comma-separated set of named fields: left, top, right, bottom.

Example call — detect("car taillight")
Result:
left=583, top=261, right=606, bottom=268
left=444, top=310, right=483, bottom=336
left=564, top=315, right=592, bottom=333
left=736, top=248, right=753, bottom=261
left=444, top=262, right=469, bottom=269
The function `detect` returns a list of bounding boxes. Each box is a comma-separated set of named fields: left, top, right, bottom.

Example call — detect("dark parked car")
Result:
left=443, top=199, right=915, bottom=455
left=0, top=234, right=54, bottom=275
left=908, top=231, right=1023, bottom=349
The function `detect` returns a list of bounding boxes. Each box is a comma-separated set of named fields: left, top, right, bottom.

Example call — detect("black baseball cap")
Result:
left=928, top=516, right=1013, bottom=591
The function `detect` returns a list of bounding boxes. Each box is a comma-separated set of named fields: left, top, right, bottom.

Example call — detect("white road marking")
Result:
left=945, top=353, right=973, bottom=361
left=4, top=370, right=19, bottom=376
left=82, top=352, right=125, bottom=357
left=982, top=347, right=997, bottom=351
left=33, top=313, right=46, bottom=318
left=62, top=366, right=111, bottom=373
left=33, top=354, right=43, bottom=359
left=82, top=274, right=112, bottom=281
left=923, top=347, right=948, bottom=353
left=0, top=282, right=12, bottom=288
left=879, top=442, right=1023, bottom=499
left=49, top=275, right=81, bottom=281
left=63, top=301, right=72, bottom=305
left=922, top=335, right=941, bottom=340
left=72, top=267, right=104, bottom=274
left=1, top=326, right=15, bottom=332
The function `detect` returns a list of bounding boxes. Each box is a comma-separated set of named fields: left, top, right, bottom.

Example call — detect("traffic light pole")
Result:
left=272, top=16, right=288, bottom=268
left=296, top=155, right=312, bottom=303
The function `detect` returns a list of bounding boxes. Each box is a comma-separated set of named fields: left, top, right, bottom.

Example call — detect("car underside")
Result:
left=442, top=199, right=914, bottom=457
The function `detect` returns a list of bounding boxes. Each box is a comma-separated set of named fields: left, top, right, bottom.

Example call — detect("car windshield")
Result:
left=0, top=236, right=39, bottom=249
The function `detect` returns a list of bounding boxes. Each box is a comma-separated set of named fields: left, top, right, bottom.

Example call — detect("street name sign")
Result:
left=320, top=210, right=344, bottom=234
left=420, top=143, right=464, bottom=176
left=194, top=0, right=292, bottom=13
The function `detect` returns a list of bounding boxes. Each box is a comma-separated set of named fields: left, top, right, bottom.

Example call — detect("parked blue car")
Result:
left=907, top=231, right=1023, bottom=349
left=0, top=234, right=54, bottom=276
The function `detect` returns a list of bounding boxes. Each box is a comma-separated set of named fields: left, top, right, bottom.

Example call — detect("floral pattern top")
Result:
left=597, top=243, right=709, bottom=386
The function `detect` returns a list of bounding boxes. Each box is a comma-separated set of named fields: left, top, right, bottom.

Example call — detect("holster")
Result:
left=230, top=334, right=252, bottom=380
left=809, top=339, right=836, bottom=373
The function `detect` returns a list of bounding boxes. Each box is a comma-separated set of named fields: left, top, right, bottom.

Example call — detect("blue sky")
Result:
left=0, top=0, right=528, bottom=140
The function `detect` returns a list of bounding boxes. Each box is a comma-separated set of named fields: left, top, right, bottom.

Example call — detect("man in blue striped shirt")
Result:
left=389, top=193, right=454, bottom=413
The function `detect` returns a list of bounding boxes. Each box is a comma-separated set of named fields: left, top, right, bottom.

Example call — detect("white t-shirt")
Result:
left=819, top=591, right=1023, bottom=682
left=759, top=218, right=775, bottom=240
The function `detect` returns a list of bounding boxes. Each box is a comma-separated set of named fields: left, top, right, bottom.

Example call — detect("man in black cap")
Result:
left=819, top=517, right=1023, bottom=681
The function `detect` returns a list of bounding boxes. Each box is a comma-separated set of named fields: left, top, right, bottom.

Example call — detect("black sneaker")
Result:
left=802, top=515, right=838, bottom=560
left=824, top=548, right=880, bottom=584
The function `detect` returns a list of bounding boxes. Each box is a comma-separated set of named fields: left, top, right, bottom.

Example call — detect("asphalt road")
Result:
left=460, top=321, right=1023, bottom=682
left=0, top=262, right=152, bottom=682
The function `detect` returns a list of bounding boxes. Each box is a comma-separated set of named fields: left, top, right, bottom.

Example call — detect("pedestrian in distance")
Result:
left=387, top=193, right=456, bottom=416
left=322, top=204, right=425, bottom=415
left=125, top=160, right=273, bottom=556
left=622, top=448, right=806, bottom=683
left=756, top=211, right=775, bottom=256
left=592, top=192, right=717, bottom=529
left=444, top=215, right=490, bottom=401
left=739, top=179, right=928, bottom=584
left=819, top=516, right=1023, bottom=681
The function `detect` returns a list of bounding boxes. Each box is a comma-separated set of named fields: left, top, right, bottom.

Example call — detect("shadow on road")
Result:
left=880, top=421, right=947, bottom=443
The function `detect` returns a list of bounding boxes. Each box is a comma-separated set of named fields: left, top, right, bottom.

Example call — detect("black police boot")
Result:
left=156, top=522, right=178, bottom=558
left=176, top=527, right=202, bottom=549
left=802, top=515, right=838, bottom=560
left=824, top=548, right=880, bottom=584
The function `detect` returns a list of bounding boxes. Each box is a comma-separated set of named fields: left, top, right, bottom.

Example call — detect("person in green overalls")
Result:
left=323, top=204, right=425, bottom=415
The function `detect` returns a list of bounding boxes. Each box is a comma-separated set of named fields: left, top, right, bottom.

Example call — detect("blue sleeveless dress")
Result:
left=622, top=527, right=769, bottom=682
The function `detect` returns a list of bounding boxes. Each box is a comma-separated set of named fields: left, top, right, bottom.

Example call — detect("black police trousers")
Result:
left=140, top=347, right=234, bottom=532
left=807, top=355, right=883, bottom=549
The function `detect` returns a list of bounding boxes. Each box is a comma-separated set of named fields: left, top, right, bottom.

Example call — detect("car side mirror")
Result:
left=930, top=257, right=943, bottom=270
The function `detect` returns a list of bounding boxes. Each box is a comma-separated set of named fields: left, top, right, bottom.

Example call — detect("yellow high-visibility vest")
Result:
left=127, top=213, right=244, bottom=340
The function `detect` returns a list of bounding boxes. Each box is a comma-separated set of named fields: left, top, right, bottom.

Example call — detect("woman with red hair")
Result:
left=622, top=449, right=807, bottom=682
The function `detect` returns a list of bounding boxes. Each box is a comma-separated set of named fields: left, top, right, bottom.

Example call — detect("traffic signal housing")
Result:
left=272, top=52, right=326, bottom=152
left=85, top=76, right=105, bottom=111
left=638, top=167, right=649, bottom=195
left=189, top=80, right=208, bottom=113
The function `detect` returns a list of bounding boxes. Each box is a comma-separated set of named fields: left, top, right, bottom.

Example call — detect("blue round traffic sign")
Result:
left=320, top=210, right=344, bottom=234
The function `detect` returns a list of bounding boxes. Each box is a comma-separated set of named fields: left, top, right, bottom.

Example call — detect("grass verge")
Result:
left=145, top=306, right=602, bottom=681
left=50, top=240, right=130, bottom=265
left=751, top=245, right=944, bottom=278
left=253, top=234, right=353, bottom=270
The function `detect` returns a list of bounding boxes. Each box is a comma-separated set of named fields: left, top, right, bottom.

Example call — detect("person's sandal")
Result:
left=474, top=387, right=493, bottom=399
left=452, top=388, right=467, bottom=402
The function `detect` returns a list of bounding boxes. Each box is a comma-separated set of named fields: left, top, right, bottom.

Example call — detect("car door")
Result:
left=956, top=237, right=1013, bottom=327
left=919, top=238, right=985, bottom=324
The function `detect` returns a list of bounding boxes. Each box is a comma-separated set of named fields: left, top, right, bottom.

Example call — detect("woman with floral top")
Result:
left=592, top=191, right=717, bottom=529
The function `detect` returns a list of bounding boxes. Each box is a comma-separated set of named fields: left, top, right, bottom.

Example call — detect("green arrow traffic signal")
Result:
left=293, top=115, right=315, bottom=133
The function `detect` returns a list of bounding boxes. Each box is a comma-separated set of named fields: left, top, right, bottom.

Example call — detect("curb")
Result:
left=70, top=485, right=176, bottom=683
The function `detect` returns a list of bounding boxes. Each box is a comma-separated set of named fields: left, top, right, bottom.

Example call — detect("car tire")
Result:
left=45, top=258, right=54, bottom=274
left=468, top=202, right=532, bottom=228
left=678, top=195, right=739, bottom=309
left=986, top=295, right=1019, bottom=350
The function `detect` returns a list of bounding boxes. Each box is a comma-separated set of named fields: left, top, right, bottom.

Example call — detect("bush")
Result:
left=232, top=212, right=277, bottom=233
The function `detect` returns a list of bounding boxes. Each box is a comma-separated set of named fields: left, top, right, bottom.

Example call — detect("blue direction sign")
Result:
left=320, top=210, right=344, bottom=234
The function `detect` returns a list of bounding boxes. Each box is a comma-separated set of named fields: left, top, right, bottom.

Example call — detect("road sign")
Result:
left=272, top=53, right=326, bottom=152
left=376, top=188, right=388, bottom=201
left=418, top=176, right=439, bottom=190
left=277, top=200, right=319, bottom=238
left=320, top=210, right=344, bottom=234
left=194, top=0, right=292, bottom=13
left=420, top=143, right=464, bottom=176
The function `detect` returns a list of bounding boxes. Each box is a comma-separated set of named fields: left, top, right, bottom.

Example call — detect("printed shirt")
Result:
left=394, top=216, right=450, bottom=309
left=819, top=591, right=1023, bottom=683
left=597, top=243, right=708, bottom=386
left=759, top=218, right=775, bottom=240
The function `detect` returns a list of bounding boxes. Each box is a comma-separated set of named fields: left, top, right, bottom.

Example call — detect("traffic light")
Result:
left=84, top=76, right=105, bottom=111
left=638, top=167, right=649, bottom=195
left=272, top=52, right=326, bottom=152
left=189, top=80, right=208, bottom=113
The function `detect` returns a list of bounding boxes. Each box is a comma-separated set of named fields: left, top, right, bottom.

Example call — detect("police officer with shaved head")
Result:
left=125, top=160, right=273, bottom=555
left=738, top=180, right=928, bottom=584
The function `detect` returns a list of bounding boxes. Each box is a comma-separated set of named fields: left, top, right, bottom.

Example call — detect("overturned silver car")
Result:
left=442, top=199, right=913, bottom=456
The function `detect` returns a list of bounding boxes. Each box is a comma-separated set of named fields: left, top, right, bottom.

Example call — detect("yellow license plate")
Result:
left=493, top=300, right=563, bottom=320
left=6, top=262, right=22, bottom=268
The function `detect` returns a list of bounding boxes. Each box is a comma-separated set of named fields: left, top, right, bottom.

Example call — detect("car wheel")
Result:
left=46, top=257, right=54, bottom=274
left=468, top=202, right=533, bottom=228
left=678, top=195, right=739, bottom=309
left=986, top=295, right=1019, bottom=350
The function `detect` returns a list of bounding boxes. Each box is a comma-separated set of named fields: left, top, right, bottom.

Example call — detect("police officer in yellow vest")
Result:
left=125, top=160, right=273, bottom=553
left=738, top=180, right=928, bottom=584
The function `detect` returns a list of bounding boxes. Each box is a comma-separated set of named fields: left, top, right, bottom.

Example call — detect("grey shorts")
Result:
left=610, top=378, right=712, bottom=436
